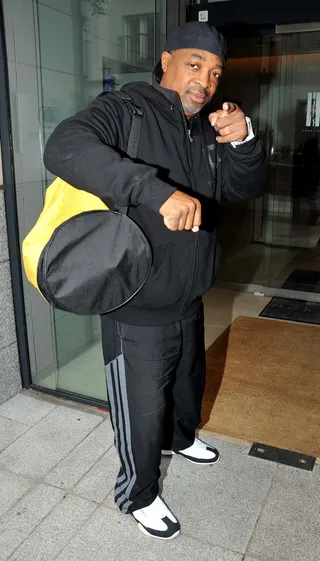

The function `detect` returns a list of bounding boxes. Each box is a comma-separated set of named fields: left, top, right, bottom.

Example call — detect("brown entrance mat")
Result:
left=201, top=316, right=320, bottom=458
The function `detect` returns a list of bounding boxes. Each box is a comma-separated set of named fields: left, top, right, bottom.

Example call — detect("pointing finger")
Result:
left=209, top=110, right=228, bottom=127
left=223, top=102, right=237, bottom=113
left=209, top=113, right=218, bottom=127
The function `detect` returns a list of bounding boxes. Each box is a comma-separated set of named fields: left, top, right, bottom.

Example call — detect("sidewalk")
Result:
left=0, top=390, right=319, bottom=561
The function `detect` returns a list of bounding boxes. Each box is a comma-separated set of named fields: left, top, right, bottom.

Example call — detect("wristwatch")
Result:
left=231, top=117, right=254, bottom=147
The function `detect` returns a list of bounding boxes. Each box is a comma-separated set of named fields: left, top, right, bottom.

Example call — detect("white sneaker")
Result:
left=132, top=496, right=180, bottom=540
left=162, top=438, right=220, bottom=465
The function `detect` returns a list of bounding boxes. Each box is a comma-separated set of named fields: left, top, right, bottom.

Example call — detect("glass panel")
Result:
left=40, top=0, right=163, bottom=399
left=268, top=32, right=320, bottom=292
left=215, top=30, right=320, bottom=296
left=215, top=34, right=272, bottom=287
left=4, top=0, right=165, bottom=401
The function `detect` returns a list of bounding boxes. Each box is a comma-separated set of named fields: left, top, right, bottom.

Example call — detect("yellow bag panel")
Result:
left=22, top=177, right=108, bottom=291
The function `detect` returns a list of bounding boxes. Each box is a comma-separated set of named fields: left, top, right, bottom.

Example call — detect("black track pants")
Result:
left=101, top=306, right=206, bottom=514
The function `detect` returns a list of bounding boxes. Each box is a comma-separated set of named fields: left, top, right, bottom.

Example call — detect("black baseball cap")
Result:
left=154, top=21, right=228, bottom=82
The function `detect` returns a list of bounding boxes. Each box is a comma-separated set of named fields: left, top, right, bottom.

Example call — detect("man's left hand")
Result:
left=209, top=103, right=248, bottom=144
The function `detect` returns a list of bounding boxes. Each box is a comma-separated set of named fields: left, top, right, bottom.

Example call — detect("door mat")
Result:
left=260, top=269, right=320, bottom=324
left=202, top=316, right=320, bottom=457
left=259, top=297, right=320, bottom=325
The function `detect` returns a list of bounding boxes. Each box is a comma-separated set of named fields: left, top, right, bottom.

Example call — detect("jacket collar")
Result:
left=153, top=84, right=200, bottom=128
left=153, top=84, right=182, bottom=110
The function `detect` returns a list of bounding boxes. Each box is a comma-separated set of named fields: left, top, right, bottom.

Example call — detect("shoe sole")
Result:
left=162, top=450, right=220, bottom=465
left=137, top=523, right=181, bottom=540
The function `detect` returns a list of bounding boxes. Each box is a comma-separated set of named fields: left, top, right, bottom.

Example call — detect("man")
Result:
left=44, top=22, right=268, bottom=540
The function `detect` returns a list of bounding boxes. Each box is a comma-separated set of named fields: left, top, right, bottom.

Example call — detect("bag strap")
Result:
left=109, top=91, right=143, bottom=214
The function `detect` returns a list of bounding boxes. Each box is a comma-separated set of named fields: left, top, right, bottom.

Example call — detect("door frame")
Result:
left=0, top=0, right=32, bottom=389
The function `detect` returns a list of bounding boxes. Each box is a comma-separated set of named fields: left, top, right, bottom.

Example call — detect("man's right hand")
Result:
left=159, top=190, right=201, bottom=232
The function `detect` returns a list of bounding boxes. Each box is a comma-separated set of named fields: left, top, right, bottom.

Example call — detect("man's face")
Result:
left=160, top=48, right=224, bottom=118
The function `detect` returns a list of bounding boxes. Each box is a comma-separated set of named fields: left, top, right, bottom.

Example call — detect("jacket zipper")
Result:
left=174, top=104, right=200, bottom=314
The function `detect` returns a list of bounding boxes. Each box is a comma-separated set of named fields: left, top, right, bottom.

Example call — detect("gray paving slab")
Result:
left=45, top=419, right=114, bottom=490
left=0, top=484, right=64, bottom=561
left=103, top=487, right=118, bottom=510
left=244, top=558, right=270, bottom=561
left=246, top=464, right=320, bottom=561
left=56, top=505, right=243, bottom=561
left=0, top=470, right=34, bottom=518
left=159, top=438, right=275, bottom=554
left=0, top=394, right=56, bottom=426
left=73, top=446, right=120, bottom=503
left=0, top=416, right=29, bottom=452
left=0, top=406, right=103, bottom=478
left=7, top=495, right=97, bottom=561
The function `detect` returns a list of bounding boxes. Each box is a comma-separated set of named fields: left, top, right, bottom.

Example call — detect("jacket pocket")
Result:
left=130, top=242, right=193, bottom=309
left=188, top=231, right=220, bottom=303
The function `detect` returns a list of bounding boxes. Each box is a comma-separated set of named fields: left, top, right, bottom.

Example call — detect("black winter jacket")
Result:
left=44, top=81, right=268, bottom=325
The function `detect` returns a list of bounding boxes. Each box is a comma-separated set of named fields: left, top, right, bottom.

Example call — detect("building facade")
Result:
left=1, top=0, right=319, bottom=406
left=0, top=0, right=189, bottom=405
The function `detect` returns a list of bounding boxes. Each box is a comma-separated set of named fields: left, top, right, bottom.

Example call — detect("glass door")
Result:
left=35, top=0, right=166, bottom=400
left=4, top=0, right=166, bottom=402
left=215, top=28, right=320, bottom=298
left=266, top=30, right=320, bottom=294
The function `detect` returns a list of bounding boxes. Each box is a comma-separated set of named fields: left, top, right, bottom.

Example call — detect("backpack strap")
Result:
left=109, top=91, right=143, bottom=214
left=111, top=91, right=143, bottom=158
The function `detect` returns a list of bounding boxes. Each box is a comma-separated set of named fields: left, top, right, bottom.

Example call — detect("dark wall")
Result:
left=188, top=1, right=320, bottom=34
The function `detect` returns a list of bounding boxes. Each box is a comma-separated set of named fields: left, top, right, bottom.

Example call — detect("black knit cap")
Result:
left=154, top=21, right=228, bottom=82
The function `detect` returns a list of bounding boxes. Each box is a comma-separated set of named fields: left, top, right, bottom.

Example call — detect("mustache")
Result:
left=186, top=85, right=210, bottom=98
